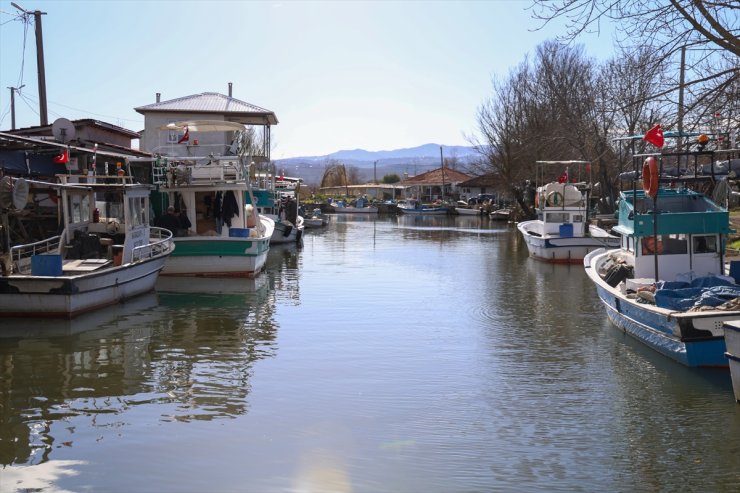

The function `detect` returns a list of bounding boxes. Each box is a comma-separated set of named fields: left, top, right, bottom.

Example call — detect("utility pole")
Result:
left=440, top=146, right=445, bottom=199
left=677, top=45, right=686, bottom=151
left=7, top=85, right=24, bottom=129
left=12, top=3, right=48, bottom=126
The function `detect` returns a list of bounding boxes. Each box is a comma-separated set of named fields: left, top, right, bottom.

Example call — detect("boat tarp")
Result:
left=0, top=150, right=62, bottom=176
left=654, top=276, right=740, bottom=311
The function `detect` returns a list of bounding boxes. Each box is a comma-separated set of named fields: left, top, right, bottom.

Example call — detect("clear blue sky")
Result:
left=0, top=1, right=616, bottom=158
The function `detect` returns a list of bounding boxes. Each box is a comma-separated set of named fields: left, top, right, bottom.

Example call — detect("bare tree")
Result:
left=530, top=0, right=739, bottom=58
left=320, top=160, right=348, bottom=188
left=346, top=166, right=362, bottom=185
left=471, top=58, right=541, bottom=216
left=530, top=0, right=739, bottom=139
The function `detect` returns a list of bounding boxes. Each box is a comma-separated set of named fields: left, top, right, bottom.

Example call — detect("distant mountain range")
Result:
left=275, top=143, right=481, bottom=185
left=279, top=143, right=478, bottom=164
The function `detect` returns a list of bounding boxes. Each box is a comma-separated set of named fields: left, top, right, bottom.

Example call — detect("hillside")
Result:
left=275, top=143, right=481, bottom=186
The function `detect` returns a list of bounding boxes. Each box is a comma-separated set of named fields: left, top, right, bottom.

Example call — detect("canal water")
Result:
left=1, top=214, right=739, bottom=492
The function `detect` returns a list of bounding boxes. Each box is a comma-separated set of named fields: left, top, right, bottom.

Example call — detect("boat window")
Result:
left=572, top=215, right=583, bottom=223
left=548, top=212, right=569, bottom=223
left=67, top=193, right=91, bottom=223
left=641, top=234, right=687, bottom=255
left=128, top=196, right=147, bottom=227
left=692, top=235, right=717, bottom=254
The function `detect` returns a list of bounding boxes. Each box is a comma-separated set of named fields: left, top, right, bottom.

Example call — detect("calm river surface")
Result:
left=1, top=214, right=739, bottom=492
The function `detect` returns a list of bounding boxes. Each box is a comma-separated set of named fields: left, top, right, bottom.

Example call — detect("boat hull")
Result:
left=455, top=208, right=484, bottom=216
left=518, top=221, right=619, bottom=263
left=304, top=217, right=328, bottom=228
left=0, top=256, right=167, bottom=318
left=723, top=322, right=740, bottom=402
left=331, top=206, right=378, bottom=213
left=585, top=250, right=735, bottom=367
left=397, top=207, right=448, bottom=215
left=270, top=217, right=304, bottom=244
left=162, top=236, right=271, bottom=277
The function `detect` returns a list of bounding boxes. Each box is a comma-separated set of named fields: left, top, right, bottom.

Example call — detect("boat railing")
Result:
left=160, top=159, right=247, bottom=187
left=10, top=235, right=62, bottom=274
left=130, top=227, right=173, bottom=262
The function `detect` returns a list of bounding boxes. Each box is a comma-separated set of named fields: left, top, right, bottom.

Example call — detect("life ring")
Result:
left=642, top=156, right=659, bottom=198
left=49, top=189, right=59, bottom=204
left=546, top=191, right=563, bottom=206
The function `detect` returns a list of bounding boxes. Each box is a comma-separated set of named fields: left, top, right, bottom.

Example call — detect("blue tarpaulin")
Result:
left=654, top=276, right=740, bottom=311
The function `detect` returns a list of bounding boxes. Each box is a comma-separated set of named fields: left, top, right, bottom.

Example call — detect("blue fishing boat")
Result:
left=584, top=148, right=740, bottom=367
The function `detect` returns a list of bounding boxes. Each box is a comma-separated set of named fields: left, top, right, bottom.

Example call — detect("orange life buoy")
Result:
left=642, top=156, right=659, bottom=198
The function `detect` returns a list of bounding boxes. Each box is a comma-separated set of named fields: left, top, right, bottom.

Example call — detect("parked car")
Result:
left=469, top=193, right=496, bottom=205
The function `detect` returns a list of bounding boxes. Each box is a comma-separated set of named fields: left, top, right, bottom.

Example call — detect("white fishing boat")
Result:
left=489, top=208, right=513, bottom=221
left=518, top=161, right=619, bottom=263
left=454, top=201, right=484, bottom=216
left=0, top=175, right=174, bottom=318
left=303, top=208, right=329, bottom=228
left=397, top=198, right=448, bottom=215
left=154, top=121, right=275, bottom=277
left=723, top=321, right=740, bottom=402
left=261, top=178, right=304, bottom=245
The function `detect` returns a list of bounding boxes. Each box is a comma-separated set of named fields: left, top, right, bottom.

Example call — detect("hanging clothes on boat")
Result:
left=214, top=191, right=223, bottom=234
left=222, top=190, right=240, bottom=227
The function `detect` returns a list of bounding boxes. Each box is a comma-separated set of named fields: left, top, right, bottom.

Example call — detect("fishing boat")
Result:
left=154, top=120, right=274, bottom=277
left=489, top=208, right=513, bottom=221
left=265, top=178, right=304, bottom=245
left=0, top=175, right=174, bottom=318
left=454, top=201, right=485, bottom=216
left=303, top=208, right=329, bottom=228
left=329, top=196, right=378, bottom=214
left=397, top=198, right=448, bottom=215
left=584, top=148, right=740, bottom=367
left=723, top=321, right=740, bottom=402
left=518, top=161, right=619, bottom=263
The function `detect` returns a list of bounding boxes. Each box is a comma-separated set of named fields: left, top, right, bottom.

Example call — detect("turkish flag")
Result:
left=177, top=127, right=189, bottom=144
left=53, top=149, right=69, bottom=164
left=643, top=124, right=664, bottom=148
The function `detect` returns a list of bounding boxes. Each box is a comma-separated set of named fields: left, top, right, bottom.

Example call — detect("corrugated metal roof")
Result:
left=135, top=92, right=278, bottom=125
left=0, top=132, right=152, bottom=158
left=8, top=119, right=140, bottom=139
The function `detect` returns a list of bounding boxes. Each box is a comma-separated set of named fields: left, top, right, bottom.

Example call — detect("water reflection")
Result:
left=0, top=272, right=279, bottom=467
left=1, top=218, right=738, bottom=492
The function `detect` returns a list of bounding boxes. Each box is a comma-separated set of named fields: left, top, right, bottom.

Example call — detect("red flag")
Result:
left=643, top=124, right=664, bottom=148
left=53, top=149, right=69, bottom=164
left=177, top=127, right=189, bottom=144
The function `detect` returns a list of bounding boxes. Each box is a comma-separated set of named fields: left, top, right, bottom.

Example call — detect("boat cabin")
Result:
left=534, top=182, right=589, bottom=237
left=613, top=188, right=730, bottom=280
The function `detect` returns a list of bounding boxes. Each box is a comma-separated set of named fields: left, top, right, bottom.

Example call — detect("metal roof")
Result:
left=135, top=92, right=278, bottom=125
left=0, top=132, right=152, bottom=158
left=6, top=118, right=141, bottom=139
